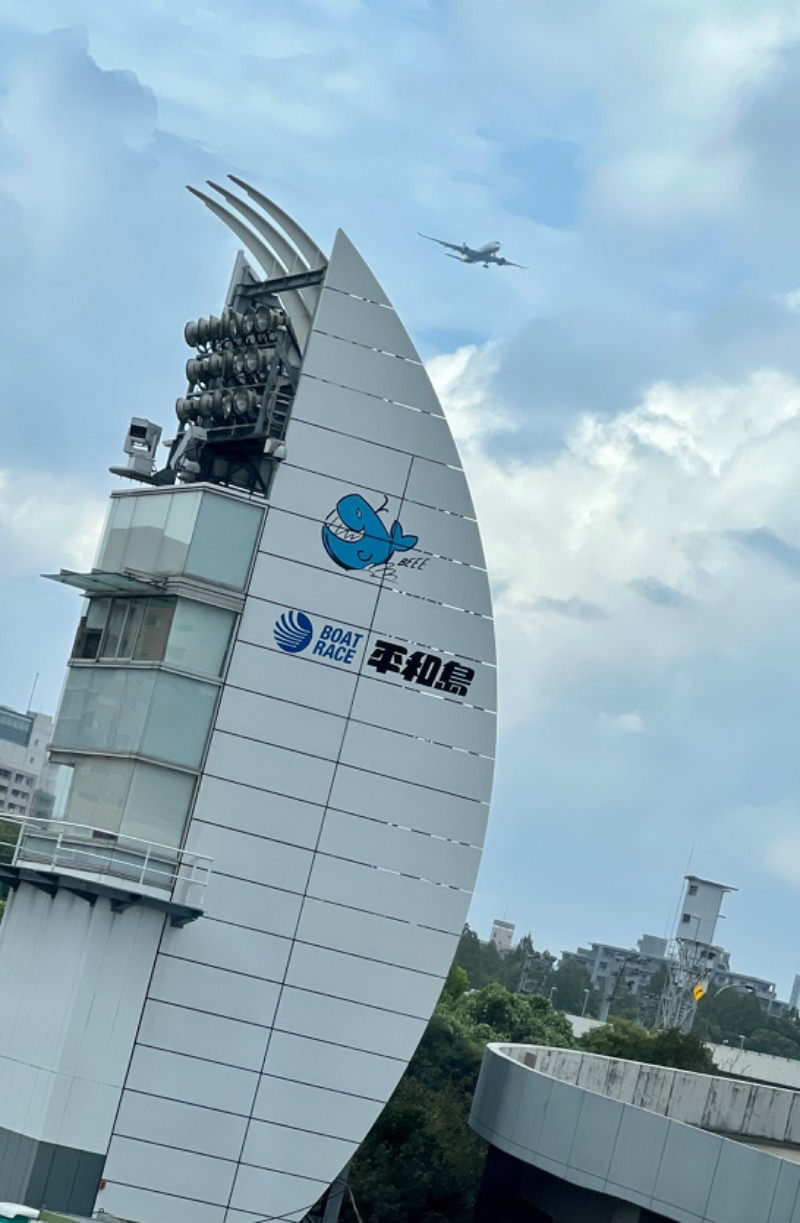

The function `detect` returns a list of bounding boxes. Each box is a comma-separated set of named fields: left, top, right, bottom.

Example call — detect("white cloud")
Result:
left=432, top=346, right=800, bottom=726
left=599, top=710, right=644, bottom=736
left=0, top=469, right=105, bottom=574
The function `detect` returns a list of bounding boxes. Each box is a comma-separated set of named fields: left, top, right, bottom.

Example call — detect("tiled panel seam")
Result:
left=103, top=1172, right=327, bottom=1222
left=140, top=997, right=277, bottom=1033
left=311, top=327, right=425, bottom=366
left=222, top=454, right=417, bottom=1215
left=204, top=848, right=478, bottom=914
left=219, top=685, right=496, bottom=761
left=158, top=930, right=446, bottom=983
left=137, top=1026, right=407, bottom=1075
left=299, top=371, right=445, bottom=422
left=107, top=505, right=273, bottom=1171
left=392, top=453, right=496, bottom=746
left=99, top=910, right=169, bottom=1179
left=144, top=975, right=440, bottom=1031
left=279, top=443, right=477, bottom=519
left=195, top=807, right=484, bottom=856
left=114, top=1112, right=372, bottom=1158
left=187, top=777, right=488, bottom=851
left=122, top=1071, right=384, bottom=1116
left=207, top=731, right=491, bottom=804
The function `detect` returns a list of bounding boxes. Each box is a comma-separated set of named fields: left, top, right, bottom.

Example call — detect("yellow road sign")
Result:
left=693, top=984, right=706, bottom=1001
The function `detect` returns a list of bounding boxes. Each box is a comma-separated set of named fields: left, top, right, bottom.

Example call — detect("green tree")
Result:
left=452, top=925, right=542, bottom=994
left=552, top=959, right=599, bottom=1017
left=747, top=1028, right=800, bottom=1059
left=441, top=963, right=469, bottom=1008
left=453, top=925, right=504, bottom=990
left=579, top=1017, right=715, bottom=1073
left=451, top=982, right=575, bottom=1048
left=344, top=982, right=574, bottom=1223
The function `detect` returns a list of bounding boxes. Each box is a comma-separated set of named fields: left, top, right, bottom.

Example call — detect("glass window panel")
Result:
left=125, top=494, right=172, bottom=573
left=186, top=493, right=263, bottom=588
left=118, top=599, right=146, bottom=659
left=96, top=497, right=134, bottom=571
left=117, top=671, right=155, bottom=752
left=134, top=598, right=175, bottom=661
left=165, top=601, right=235, bottom=677
left=65, top=759, right=134, bottom=833
left=73, top=599, right=111, bottom=660
left=122, top=763, right=195, bottom=848
left=86, top=599, right=111, bottom=630
left=52, top=667, right=94, bottom=749
left=141, top=673, right=217, bottom=769
left=82, top=668, right=127, bottom=750
left=157, top=492, right=201, bottom=573
left=100, top=601, right=129, bottom=659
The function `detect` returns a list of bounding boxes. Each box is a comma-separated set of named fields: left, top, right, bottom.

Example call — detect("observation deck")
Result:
left=0, top=817, right=211, bottom=926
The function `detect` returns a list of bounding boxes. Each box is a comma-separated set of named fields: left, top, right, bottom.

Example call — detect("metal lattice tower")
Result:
left=656, top=876, right=736, bottom=1033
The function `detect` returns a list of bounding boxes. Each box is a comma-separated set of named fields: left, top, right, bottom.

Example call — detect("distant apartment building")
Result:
left=0, top=705, right=66, bottom=820
left=561, top=931, right=788, bottom=1015
left=490, top=919, right=516, bottom=953
left=561, top=934, right=674, bottom=996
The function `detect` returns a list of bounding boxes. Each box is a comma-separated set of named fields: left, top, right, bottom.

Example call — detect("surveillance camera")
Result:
left=123, top=418, right=162, bottom=475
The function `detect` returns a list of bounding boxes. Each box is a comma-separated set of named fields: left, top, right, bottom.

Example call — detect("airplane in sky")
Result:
left=418, top=232, right=527, bottom=268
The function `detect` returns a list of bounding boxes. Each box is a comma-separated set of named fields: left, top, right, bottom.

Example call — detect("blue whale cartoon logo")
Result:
left=322, top=493, right=418, bottom=572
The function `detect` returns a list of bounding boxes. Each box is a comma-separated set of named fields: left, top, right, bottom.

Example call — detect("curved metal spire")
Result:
left=205, top=181, right=320, bottom=318
left=186, top=185, right=311, bottom=348
left=208, top=181, right=310, bottom=276
left=228, top=175, right=327, bottom=270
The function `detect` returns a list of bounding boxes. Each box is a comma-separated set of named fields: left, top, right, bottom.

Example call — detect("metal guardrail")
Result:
left=0, top=816, right=212, bottom=905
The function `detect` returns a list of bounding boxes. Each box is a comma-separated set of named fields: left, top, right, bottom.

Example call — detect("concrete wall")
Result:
left=565, top=1013, right=800, bottom=1092
left=471, top=1043, right=800, bottom=1223
left=518, top=1046, right=800, bottom=1147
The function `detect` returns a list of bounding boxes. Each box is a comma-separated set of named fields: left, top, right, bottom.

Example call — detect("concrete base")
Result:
left=0, top=1126, right=104, bottom=1216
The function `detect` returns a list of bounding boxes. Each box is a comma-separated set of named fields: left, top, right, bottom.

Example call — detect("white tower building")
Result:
left=657, top=875, right=735, bottom=1033
left=0, top=180, right=497, bottom=1222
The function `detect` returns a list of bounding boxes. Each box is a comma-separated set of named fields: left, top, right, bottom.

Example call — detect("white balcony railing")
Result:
left=0, top=816, right=212, bottom=911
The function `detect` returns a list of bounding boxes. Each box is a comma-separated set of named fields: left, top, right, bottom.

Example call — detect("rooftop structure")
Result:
left=489, top=919, right=515, bottom=953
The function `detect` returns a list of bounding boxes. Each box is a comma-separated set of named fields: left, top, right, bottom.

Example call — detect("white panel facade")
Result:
left=329, top=763, right=489, bottom=845
left=351, top=676, right=496, bottom=755
left=371, top=587, right=495, bottom=662
left=301, top=332, right=441, bottom=414
left=312, top=286, right=420, bottom=360
left=306, top=853, right=471, bottom=931
left=339, top=720, right=494, bottom=801
left=282, top=942, right=445, bottom=1019
left=291, top=377, right=461, bottom=466
left=282, top=420, right=413, bottom=494
left=405, top=455, right=477, bottom=517
left=148, top=957, right=282, bottom=1027
left=100, top=225, right=496, bottom=1223
left=247, top=551, right=381, bottom=626
left=252, top=1076, right=383, bottom=1143
left=191, top=774, right=325, bottom=848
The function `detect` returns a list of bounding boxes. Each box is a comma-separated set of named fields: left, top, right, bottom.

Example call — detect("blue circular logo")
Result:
left=274, top=610, right=314, bottom=654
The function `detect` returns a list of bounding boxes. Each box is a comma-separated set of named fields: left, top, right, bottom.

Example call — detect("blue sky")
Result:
left=4, top=0, right=800, bottom=994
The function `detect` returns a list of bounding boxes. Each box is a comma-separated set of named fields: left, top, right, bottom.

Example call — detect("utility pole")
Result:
left=656, top=876, right=736, bottom=1034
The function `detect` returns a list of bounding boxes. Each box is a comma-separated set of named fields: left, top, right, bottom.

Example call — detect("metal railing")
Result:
left=0, top=816, right=212, bottom=907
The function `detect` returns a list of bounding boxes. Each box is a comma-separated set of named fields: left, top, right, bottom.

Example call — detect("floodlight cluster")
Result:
left=176, top=305, right=286, bottom=427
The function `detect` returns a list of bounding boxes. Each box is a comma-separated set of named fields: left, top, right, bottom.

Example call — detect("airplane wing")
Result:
left=418, top=232, right=465, bottom=253
left=495, top=257, right=528, bottom=269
